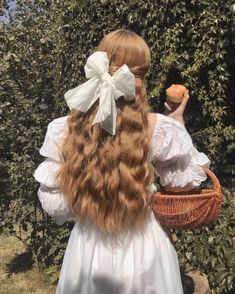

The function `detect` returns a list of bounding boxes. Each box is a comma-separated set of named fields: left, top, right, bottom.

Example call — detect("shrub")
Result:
left=0, top=0, right=234, bottom=292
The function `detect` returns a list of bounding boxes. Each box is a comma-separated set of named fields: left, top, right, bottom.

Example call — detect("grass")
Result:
left=0, top=233, right=56, bottom=294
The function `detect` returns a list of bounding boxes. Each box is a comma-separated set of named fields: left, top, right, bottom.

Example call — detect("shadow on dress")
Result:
left=93, top=275, right=125, bottom=294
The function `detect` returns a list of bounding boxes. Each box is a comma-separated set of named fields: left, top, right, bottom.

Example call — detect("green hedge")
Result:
left=0, top=0, right=234, bottom=292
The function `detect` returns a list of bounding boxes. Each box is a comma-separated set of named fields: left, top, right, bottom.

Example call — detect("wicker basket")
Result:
left=152, top=167, right=223, bottom=229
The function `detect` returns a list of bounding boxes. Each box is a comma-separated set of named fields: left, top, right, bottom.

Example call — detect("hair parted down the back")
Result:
left=57, top=30, right=154, bottom=234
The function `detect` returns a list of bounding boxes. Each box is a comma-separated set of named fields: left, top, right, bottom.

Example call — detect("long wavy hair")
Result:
left=57, top=30, right=153, bottom=234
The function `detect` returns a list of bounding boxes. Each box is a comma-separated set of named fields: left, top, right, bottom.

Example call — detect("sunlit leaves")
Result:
left=1, top=0, right=234, bottom=291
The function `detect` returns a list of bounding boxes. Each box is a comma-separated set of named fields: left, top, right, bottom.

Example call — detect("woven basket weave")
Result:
left=153, top=168, right=223, bottom=229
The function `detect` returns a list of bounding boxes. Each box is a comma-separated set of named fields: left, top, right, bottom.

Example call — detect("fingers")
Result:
left=183, top=89, right=190, bottom=102
left=179, top=90, right=190, bottom=110
left=164, top=102, right=172, bottom=112
left=164, top=89, right=189, bottom=119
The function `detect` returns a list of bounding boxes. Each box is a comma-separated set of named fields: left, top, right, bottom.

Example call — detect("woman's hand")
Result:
left=164, top=90, right=190, bottom=125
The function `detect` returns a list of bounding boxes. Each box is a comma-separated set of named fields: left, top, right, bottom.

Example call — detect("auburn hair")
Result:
left=57, top=29, right=153, bottom=234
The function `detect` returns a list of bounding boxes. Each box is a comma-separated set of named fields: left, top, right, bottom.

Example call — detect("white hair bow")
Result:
left=64, top=51, right=136, bottom=135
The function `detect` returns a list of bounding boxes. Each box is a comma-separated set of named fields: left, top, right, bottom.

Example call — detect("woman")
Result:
left=34, top=29, right=210, bottom=294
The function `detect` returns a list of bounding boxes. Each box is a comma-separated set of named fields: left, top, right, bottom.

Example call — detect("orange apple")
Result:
left=166, top=84, right=187, bottom=103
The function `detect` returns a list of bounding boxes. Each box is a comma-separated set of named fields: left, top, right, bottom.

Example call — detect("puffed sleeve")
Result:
left=150, top=113, right=210, bottom=191
left=33, top=116, right=72, bottom=225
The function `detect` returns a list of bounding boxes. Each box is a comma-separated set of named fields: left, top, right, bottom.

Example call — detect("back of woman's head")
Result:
left=57, top=29, right=153, bottom=234
left=98, top=29, right=150, bottom=76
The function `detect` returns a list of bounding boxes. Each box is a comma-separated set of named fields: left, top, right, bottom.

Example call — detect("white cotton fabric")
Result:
left=33, top=113, right=210, bottom=294
left=38, top=185, right=71, bottom=225
left=39, top=116, right=68, bottom=162
left=150, top=114, right=210, bottom=191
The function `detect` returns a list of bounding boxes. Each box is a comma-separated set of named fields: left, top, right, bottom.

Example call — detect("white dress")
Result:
left=34, top=113, right=210, bottom=294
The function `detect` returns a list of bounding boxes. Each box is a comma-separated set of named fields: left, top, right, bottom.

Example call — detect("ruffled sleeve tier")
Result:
left=33, top=116, right=71, bottom=225
left=150, top=114, right=210, bottom=191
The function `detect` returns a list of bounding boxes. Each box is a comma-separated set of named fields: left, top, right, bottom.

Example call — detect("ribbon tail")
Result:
left=92, top=83, right=116, bottom=135
left=101, top=96, right=117, bottom=135
left=64, top=78, right=100, bottom=111
left=108, top=95, right=117, bottom=135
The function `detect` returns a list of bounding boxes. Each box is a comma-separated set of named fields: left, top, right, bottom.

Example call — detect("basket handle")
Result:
left=199, top=166, right=221, bottom=194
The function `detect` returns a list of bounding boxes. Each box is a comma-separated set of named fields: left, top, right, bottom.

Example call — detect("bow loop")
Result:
left=113, top=64, right=136, bottom=101
left=85, top=51, right=109, bottom=78
left=64, top=51, right=136, bottom=135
